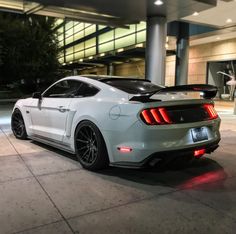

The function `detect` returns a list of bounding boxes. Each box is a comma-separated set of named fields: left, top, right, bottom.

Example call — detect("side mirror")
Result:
left=32, top=92, right=42, bottom=99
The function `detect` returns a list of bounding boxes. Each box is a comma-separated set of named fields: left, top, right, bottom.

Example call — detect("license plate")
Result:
left=191, top=127, right=208, bottom=142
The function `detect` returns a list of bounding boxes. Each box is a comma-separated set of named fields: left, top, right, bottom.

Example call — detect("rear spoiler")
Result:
left=129, top=84, right=218, bottom=102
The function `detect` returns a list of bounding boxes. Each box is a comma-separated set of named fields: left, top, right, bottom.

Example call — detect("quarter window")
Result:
left=76, top=83, right=100, bottom=97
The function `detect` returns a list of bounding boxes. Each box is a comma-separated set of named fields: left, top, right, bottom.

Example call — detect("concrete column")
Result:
left=175, top=22, right=189, bottom=86
left=73, top=69, right=78, bottom=76
left=107, top=63, right=114, bottom=76
left=145, top=16, right=167, bottom=85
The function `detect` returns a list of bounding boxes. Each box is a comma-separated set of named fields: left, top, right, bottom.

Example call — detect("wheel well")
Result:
left=74, top=120, right=90, bottom=139
left=74, top=119, right=109, bottom=156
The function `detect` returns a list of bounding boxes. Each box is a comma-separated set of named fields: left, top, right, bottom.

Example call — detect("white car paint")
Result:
left=13, top=76, right=221, bottom=167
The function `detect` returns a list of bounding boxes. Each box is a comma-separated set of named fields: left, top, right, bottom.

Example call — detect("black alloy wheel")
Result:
left=75, top=121, right=109, bottom=170
left=11, top=109, right=27, bottom=139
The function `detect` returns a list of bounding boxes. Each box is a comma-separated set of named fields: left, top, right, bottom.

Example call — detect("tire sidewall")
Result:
left=11, top=109, right=27, bottom=139
left=75, top=120, right=108, bottom=170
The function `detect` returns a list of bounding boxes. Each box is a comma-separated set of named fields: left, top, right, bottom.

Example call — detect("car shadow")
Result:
left=97, top=157, right=228, bottom=190
left=31, top=140, right=76, bottom=161
left=31, top=140, right=228, bottom=191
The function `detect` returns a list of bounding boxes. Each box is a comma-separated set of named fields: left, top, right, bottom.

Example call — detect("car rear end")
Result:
left=98, top=78, right=221, bottom=168
left=106, top=98, right=220, bottom=168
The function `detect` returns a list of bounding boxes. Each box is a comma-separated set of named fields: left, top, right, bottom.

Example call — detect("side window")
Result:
left=76, top=83, right=99, bottom=97
left=43, top=80, right=82, bottom=98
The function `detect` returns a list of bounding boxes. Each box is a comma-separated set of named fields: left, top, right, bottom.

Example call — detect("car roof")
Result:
left=81, top=74, right=147, bottom=82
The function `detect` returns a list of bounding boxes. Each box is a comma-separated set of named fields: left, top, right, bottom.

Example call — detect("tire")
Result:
left=75, top=120, right=109, bottom=170
left=11, top=109, right=27, bottom=140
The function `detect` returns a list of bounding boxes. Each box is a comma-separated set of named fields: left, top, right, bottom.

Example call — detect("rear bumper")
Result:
left=110, top=139, right=220, bottom=168
left=104, top=117, right=221, bottom=164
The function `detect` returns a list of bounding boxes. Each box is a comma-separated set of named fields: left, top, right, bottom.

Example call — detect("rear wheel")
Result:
left=11, top=109, right=27, bottom=139
left=75, top=121, right=109, bottom=170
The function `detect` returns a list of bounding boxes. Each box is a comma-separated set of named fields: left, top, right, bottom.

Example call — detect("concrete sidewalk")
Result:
left=0, top=105, right=236, bottom=233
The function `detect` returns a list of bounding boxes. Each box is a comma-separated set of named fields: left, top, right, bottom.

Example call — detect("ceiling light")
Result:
left=226, top=18, right=232, bottom=23
left=193, top=12, right=199, bottom=16
left=79, top=59, right=83, bottom=62
left=88, top=56, right=93, bottom=60
left=69, top=61, right=73, bottom=64
left=135, top=43, right=143, bottom=48
left=154, top=0, right=163, bottom=6
left=100, top=53, right=105, bottom=57
left=117, top=48, right=124, bottom=53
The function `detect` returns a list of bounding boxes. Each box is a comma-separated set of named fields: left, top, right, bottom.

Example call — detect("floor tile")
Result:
left=0, top=178, right=61, bottom=234
left=38, top=169, right=173, bottom=218
left=22, top=151, right=80, bottom=176
left=17, top=221, right=73, bottom=234
left=0, top=155, right=32, bottom=182
left=69, top=191, right=236, bottom=234
left=183, top=176, right=236, bottom=220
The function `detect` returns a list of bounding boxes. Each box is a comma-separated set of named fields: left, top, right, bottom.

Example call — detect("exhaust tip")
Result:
left=149, top=158, right=163, bottom=167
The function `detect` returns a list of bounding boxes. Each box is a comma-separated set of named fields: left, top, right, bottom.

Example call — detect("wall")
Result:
left=115, top=60, right=145, bottom=78
left=79, top=56, right=176, bottom=86
left=78, top=38, right=236, bottom=86
left=188, top=38, right=236, bottom=84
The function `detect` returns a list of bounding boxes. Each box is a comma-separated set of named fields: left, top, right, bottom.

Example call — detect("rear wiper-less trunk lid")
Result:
left=129, top=84, right=218, bottom=103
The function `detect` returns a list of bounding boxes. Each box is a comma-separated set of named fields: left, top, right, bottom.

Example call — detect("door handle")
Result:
left=57, top=106, right=67, bottom=113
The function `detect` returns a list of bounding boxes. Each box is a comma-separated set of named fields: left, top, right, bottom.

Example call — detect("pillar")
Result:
left=175, top=22, right=189, bottom=86
left=145, top=16, right=167, bottom=85
left=107, top=63, right=114, bottom=76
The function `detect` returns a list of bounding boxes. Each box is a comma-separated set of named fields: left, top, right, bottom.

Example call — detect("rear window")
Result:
left=102, top=79, right=163, bottom=94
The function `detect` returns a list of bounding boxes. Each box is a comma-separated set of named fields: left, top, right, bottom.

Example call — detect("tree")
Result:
left=0, top=13, right=60, bottom=93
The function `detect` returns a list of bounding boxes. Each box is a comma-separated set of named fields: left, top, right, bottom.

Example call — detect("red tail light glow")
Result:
left=141, top=110, right=155, bottom=125
left=204, top=104, right=218, bottom=120
left=158, top=108, right=172, bottom=124
left=118, top=147, right=132, bottom=153
left=141, top=107, right=172, bottom=125
left=150, top=109, right=163, bottom=124
left=194, top=149, right=206, bottom=158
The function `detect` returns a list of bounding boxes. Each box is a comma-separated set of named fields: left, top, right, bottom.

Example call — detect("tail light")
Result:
left=140, top=103, right=218, bottom=125
left=141, top=107, right=172, bottom=125
left=204, top=104, right=218, bottom=120
left=194, top=149, right=205, bottom=158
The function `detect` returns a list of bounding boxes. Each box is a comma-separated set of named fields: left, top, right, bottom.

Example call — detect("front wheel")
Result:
left=75, top=121, right=109, bottom=170
left=11, top=109, right=27, bottom=140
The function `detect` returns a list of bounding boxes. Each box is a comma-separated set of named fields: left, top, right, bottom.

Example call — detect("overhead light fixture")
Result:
left=117, top=48, right=124, bottom=53
left=100, top=53, right=105, bottom=57
left=88, top=56, right=93, bottom=60
left=79, top=59, right=83, bottom=62
left=193, top=12, right=199, bottom=16
left=69, top=61, right=73, bottom=64
left=62, top=63, right=66, bottom=66
left=154, top=0, right=163, bottom=5
left=226, top=18, right=232, bottom=23
left=135, top=43, right=143, bottom=48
